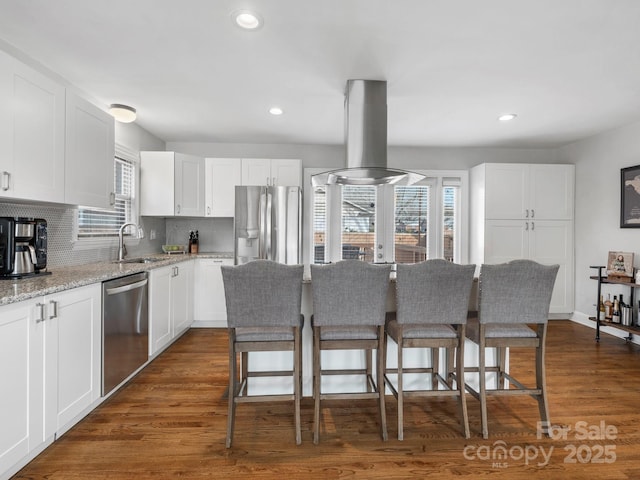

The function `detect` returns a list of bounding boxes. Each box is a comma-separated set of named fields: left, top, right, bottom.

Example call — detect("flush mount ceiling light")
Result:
left=109, top=104, right=137, bottom=123
left=269, top=106, right=283, bottom=116
left=498, top=113, right=517, bottom=122
left=233, top=10, right=263, bottom=30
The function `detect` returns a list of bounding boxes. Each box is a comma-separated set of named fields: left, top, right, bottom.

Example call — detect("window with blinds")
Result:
left=313, top=186, right=327, bottom=263
left=394, top=185, right=429, bottom=264
left=443, top=184, right=458, bottom=262
left=77, top=156, right=135, bottom=237
left=341, top=185, right=376, bottom=261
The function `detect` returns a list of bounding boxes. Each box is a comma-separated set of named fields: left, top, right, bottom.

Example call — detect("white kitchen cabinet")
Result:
left=172, top=261, right=194, bottom=336
left=0, top=49, right=65, bottom=204
left=470, top=163, right=575, bottom=314
left=205, top=158, right=242, bottom=217
left=194, top=258, right=233, bottom=327
left=241, top=158, right=301, bottom=186
left=140, top=151, right=205, bottom=216
left=482, top=163, right=574, bottom=220
left=0, top=298, right=46, bottom=479
left=43, top=284, right=102, bottom=438
left=149, top=261, right=194, bottom=356
left=64, top=91, right=115, bottom=208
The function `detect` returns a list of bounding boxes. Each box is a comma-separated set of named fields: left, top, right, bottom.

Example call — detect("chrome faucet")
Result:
left=118, top=223, right=143, bottom=261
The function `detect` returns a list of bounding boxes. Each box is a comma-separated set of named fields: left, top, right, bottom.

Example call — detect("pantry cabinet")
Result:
left=64, top=91, right=115, bottom=209
left=194, top=257, right=233, bottom=327
left=470, top=163, right=575, bottom=313
left=0, top=49, right=65, bottom=204
left=205, top=158, right=242, bottom=217
left=241, top=158, right=301, bottom=186
left=149, top=261, right=194, bottom=356
left=140, top=151, right=205, bottom=216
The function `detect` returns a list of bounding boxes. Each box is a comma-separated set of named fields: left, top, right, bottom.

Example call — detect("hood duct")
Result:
left=312, top=79, right=425, bottom=186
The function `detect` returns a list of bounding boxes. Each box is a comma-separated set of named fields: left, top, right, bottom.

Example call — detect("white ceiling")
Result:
left=1, top=0, right=640, bottom=148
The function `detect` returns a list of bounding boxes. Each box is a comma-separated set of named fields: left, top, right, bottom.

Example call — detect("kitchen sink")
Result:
left=114, top=257, right=163, bottom=264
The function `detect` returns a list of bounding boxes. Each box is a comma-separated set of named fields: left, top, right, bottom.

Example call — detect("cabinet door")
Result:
left=529, top=164, right=574, bottom=220
left=484, top=164, right=528, bottom=219
left=140, top=151, right=175, bottom=216
left=149, top=265, right=173, bottom=355
left=175, top=153, right=205, bottom=216
left=0, top=299, right=44, bottom=475
left=2, top=56, right=65, bottom=203
left=529, top=220, right=574, bottom=313
left=172, top=261, right=194, bottom=336
left=241, top=158, right=271, bottom=186
left=484, top=220, right=529, bottom=264
left=271, top=159, right=301, bottom=186
left=206, top=158, right=242, bottom=217
left=194, top=258, right=233, bottom=326
left=65, top=91, right=115, bottom=208
left=45, top=284, right=101, bottom=437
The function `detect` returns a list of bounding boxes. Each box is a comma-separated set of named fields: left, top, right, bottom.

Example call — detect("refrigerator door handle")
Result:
left=259, top=190, right=267, bottom=259
left=265, top=190, right=273, bottom=259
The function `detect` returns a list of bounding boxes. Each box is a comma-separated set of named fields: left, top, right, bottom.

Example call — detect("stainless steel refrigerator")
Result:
left=234, top=185, right=302, bottom=265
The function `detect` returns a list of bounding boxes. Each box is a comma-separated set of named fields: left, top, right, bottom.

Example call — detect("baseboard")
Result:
left=191, top=320, right=227, bottom=328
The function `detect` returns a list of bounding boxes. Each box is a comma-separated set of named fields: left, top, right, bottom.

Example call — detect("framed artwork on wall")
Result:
left=621, top=164, right=640, bottom=227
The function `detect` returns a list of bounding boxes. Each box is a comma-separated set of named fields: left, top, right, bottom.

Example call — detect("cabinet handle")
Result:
left=48, top=300, right=58, bottom=319
left=1, top=171, right=10, bottom=191
left=207, top=206, right=211, bottom=215
left=531, top=221, right=535, bottom=231
left=272, top=177, right=276, bottom=186
left=531, top=209, right=535, bottom=218
left=35, top=303, right=46, bottom=322
left=525, top=209, right=529, bottom=218
left=525, top=222, right=529, bottom=231
left=266, top=177, right=270, bottom=186
left=176, top=204, right=181, bottom=214
left=109, top=192, right=116, bottom=206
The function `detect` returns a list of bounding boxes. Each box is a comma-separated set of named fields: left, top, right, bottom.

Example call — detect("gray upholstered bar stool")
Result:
left=466, top=259, right=559, bottom=439
left=385, top=259, right=475, bottom=440
left=310, top=260, right=392, bottom=444
left=221, top=260, right=304, bottom=448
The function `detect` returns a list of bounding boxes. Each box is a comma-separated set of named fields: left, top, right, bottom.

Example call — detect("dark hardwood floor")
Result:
left=12, top=320, right=640, bottom=479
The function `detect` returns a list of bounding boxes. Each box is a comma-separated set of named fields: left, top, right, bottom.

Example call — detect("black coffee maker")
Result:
left=0, top=217, right=48, bottom=278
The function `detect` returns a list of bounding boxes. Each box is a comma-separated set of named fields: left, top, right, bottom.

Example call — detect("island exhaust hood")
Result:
left=312, top=79, right=425, bottom=186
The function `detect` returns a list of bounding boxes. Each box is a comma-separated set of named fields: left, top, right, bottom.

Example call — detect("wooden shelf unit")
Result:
left=589, top=266, right=639, bottom=342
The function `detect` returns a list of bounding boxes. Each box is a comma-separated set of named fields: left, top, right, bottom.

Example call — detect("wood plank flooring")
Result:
left=12, top=320, right=640, bottom=479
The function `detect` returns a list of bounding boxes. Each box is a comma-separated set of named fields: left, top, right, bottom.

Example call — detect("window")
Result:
left=77, top=148, right=137, bottom=239
left=311, top=170, right=466, bottom=265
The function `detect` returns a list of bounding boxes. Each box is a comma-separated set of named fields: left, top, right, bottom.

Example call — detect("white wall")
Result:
left=559, top=120, right=640, bottom=321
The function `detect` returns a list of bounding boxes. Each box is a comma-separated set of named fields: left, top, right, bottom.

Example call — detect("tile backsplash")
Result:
left=0, top=201, right=233, bottom=267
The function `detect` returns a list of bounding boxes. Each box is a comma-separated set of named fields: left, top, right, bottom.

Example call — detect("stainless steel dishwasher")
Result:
left=102, top=271, right=149, bottom=395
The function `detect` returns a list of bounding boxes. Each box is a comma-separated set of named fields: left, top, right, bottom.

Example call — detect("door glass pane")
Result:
left=342, top=185, right=376, bottom=262
left=313, top=186, right=327, bottom=263
left=394, top=185, right=429, bottom=264
left=443, top=186, right=457, bottom=261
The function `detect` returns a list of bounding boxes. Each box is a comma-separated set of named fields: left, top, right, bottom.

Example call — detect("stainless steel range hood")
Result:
left=312, top=80, right=425, bottom=186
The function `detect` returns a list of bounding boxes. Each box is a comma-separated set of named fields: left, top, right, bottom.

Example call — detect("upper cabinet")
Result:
left=0, top=50, right=65, bottom=204
left=481, top=163, right=574, bottom=220
left=205, top=158, right=242, bottom=217
left=241, top=158, right=301, bottom=186
left=64, top=91, right=115, bottom=209
left=140, top=151, right=205, bottom=216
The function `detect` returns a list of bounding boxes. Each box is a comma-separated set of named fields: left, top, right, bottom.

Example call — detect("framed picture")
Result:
left=607, top=251, right=634, bottom=277
left=620, top=165, right=640, bottom=227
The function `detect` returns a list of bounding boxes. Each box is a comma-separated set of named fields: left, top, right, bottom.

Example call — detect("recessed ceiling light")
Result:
left=108, top=104, right=137, bottom=123
left=269, top=106, right=283, bottom=116
left=233, top=10, right=263, bottom=30
left=498, top=113, right=517, bottom=122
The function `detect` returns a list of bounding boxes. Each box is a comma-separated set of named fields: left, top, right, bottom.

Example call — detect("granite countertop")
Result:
left=0, top=252, right=233, bottom=307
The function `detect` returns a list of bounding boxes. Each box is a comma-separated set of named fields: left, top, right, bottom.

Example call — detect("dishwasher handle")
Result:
left=105, top=278, right=148, bottom=296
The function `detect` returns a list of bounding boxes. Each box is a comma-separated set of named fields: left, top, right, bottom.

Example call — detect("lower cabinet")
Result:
left=194, top=258, right=233, bottom=327
left=149, top=260, right=194, bottom=357
left=0, top=283, right=101, bottom=479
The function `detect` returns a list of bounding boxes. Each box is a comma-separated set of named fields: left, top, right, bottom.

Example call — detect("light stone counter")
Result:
left=0, top=251, right=233, bottom=306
